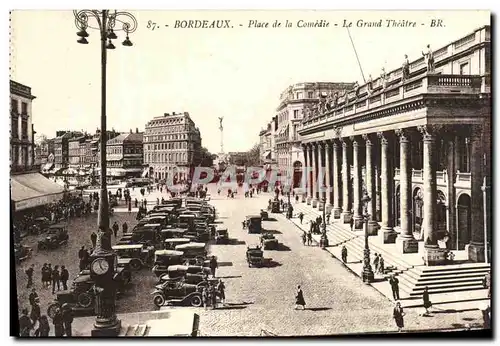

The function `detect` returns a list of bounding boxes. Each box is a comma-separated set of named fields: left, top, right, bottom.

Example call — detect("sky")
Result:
left=10, top=10, right=490, bottom=153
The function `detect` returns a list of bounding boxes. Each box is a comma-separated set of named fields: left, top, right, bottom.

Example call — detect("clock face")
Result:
left=91, top=258, right=110, bottom=275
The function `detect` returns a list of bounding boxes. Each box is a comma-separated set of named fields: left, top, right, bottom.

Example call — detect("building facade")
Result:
left=259, top=122, right=276, bottom=168
left=101, top=130, right=144, bottom=178
left=143, top=112, right=202, bottom=181
left=298, top=26, right=491, bottom=265
left=68, top=135, right=87, bottom=168
left=10, top=80, right=37, bottom=173
left=274, top=82, right=354, bottom=186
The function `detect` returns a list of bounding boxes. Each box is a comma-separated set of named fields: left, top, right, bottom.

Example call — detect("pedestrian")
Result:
left=202, top=288, right=209, bottom=311
left=481, top=303, right=491, bottom=329
left=217, top=280, right=226, bottom=305
left=341, top=245, right=348, bottom=263
left=373, top=253, right=380, bottom=274
left=309, top=220, right=314, bottom=234
left=128, top=200, right=132, bottom=214
left=41, top=264, right=48, bottom=288
left=294, top=285, right=306, bottom=310
left=25, top=264, right=34, bottom=288
left=209, top=256, right=218, bottom=278
left=51, top=265, right=61, bottom=294
left=122, top=222, right=129, bottom=234
left=52, top=308, right=64, bottom=337
left=19, top=308, right=32, bottom=337
left=112, top=222, right=119, bottom=238
left=422, top=286, right=432, bottom=315
left=62, top=303, right=73, bottom=336
left=326, top=212, right=331, bottom=224
left=298, top=212, right=304, bottom=224
left=90, top=232, right=97, bottom=248
left=134, top=198, right=138, bottom=208
left=301, top=232, right=306, bottom=246
left=378, top=255, right=385, bottom=275
left=483, top=272, right=491, bottom=298
left=307, top=231, right=312, bottom=246
left=393, top=301, right=405, bottom=332
left=60, top=265, right=69, bottom=291
left=349, top=217, right=354, bottom=231
left=34, top=315, right=50, bottom=337
left=211, top=285, right=217, bottom=309
left=46, top=264, right=52, bottom=287
left=389, top=275, right=400, bottom=301
left=29, top=288, right=38, bottom=306
left=30, top=298, right=41, bottom=325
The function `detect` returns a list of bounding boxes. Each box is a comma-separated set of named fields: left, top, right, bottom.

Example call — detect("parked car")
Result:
left=164, top=238, right=191, bottom=250
left=152, top=250, right=185, bottom=277
left=215, top=227, right=229, bottom=244
left=260, top=233, right=278, bottom=250
left=37, top=224, right=69, bottom=250
left=14, top=243, right=32, bottom=264
left=112, top=244, right=155, bottom=271
left=175, top=243, right=207, bottom=264
left=260, top=209, right=269, bottom=221
left=246, top=245, right=264, bottom=267
left=32, top=217, right=51, bottom=235
left=246, top=215, right=262, bottom=234
left=151, top=280, right=208, bottom=308
left=158, top=265, right=211, bottom=285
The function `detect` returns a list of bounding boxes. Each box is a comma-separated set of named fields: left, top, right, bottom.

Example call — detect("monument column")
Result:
left=418, top=125, right=445, bottom=265
left=311, top=142, right=318, bottom=207
left=307, top=144, right=314, bottom=205
left=332, top=140, right=342, bottom=219
left=317, top=141, right=325, bottom=211
left=446, top=133, right=457, bottom=249
left=302, top=144, right=309, bottom=203
left=467, top=125, right=485, bottom=262
left=340, top=138, right=351, bottom=223
left=377, top=132, right=397, bottom=243
left=351, top=136, right=363, bottom=229
left=324, top=141, right=333, bottom=206
left=395, top=129, right=418, bottom=253
left=362, top=133, right=379, bottom=235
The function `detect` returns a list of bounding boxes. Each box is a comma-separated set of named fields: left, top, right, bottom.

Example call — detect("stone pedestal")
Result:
left=467, top=242, right=485, bottom=263
left=312, top=199, right=318, bottom=208
left=91, top=319, right=122, bottom=337
left=333, top=207, right=342, bottom=219
left=306, top=197, right=311, bottom=205
left=396, top=235, right=419, bottom=253
left=423, top=246, right=447, bottom=266
left=379, top=227, right=397, bottom=244
left=354, top=216, right=364, bottom=230
left=367, top=220, right=379, bottom=236
left=341, top=212, right=352, bottom=224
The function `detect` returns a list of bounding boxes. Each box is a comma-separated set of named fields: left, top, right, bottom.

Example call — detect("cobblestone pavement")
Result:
left=15, top=184, right=488, bottom=336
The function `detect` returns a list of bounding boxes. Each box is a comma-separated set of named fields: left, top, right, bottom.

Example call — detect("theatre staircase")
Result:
left=292, top=204, right=491, bottom=298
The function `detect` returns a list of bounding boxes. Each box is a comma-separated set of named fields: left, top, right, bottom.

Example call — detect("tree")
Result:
left=199, top=147, right=214, bottom=167
left=246, top=143, right=261, bottom=166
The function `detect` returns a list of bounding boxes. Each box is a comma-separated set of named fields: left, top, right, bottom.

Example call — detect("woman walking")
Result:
left=294, top=285, right=306, bottom=310
left=393, top=301, right=405, bottom=332
left=422, top=286, right=432, bottom=315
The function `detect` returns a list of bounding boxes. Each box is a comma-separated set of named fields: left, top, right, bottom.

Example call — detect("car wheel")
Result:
left=190, top=294, right=202, bottom=307
left=130, top=260, right=142, bottom=271
left=77, top=293, right=93, bottom=308
left=153, top=294, right=165, bottom=308
left=47, top=303, right=60, bottom=319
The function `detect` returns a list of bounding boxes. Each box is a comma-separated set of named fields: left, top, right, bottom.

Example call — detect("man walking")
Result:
left=62, top=303, right=74, bottom=336
left=122, top=222, right=129, bottom=234
left=298, top=212, right=304, bottom=224
left=373, top=253, right=380, bottom=274
left=307, top=231, right=312, bottom=246
left=349, top=217, right=354, bottom=231
left=209, top=256, right=218, bottom=278
left=341, top=245, right=348, bottom=263
left=29, top=288, right=38, bottom=306
left=51, top=265, right=61, bottom=294
left=389, top=274, right=400, bottom=300
left=90, top=232, right=97, bottom=248
left=60, top=265, right=69, bottom=291
left=112, top=222, right=119, bottom=238
left=25, top=264, right=34, bottom=289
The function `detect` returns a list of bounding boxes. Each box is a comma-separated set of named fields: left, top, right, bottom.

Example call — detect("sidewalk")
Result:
left=282, top=202, right=490, bottom=310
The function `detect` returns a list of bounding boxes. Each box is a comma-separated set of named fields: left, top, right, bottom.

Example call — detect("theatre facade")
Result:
left=297, top=26, right=491, bottom=265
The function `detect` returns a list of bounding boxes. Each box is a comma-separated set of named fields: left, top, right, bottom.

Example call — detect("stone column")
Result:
left=362, top=134, right=379, bottom=235
left=351, top=136, right=363, bottom=229
left=325, top=141, right=333, bottom=206
left=340, top=138, right=351, bottom=223
left=446, top=134, right=457, bottom=249
left=307, top=145, right=313, bottom=205
left=301, top=144, right=308, bottom=203
left=418, top=125, right=445, bottom=265
left=377, top=132, right=396, bottom=243
left=311, top=142, right=318, bottom=207
left=317, top=141, right=325, bottom=211
left=395, top=129, right=418, bottom=253
left=467, top=125, right=485, bottom=262
left=332, top=140, right=342, bottom=219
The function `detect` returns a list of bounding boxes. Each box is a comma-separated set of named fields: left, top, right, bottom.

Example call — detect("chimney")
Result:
left=136, top=128, right=139, bottom=134
left=130, top=129, right=132, bottom=134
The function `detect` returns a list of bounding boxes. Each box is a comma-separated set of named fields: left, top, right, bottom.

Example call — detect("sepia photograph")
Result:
left=8, top=9, right=491, bottom=337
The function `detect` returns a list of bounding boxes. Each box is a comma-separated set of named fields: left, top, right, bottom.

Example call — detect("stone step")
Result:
left=398, top=274, right=485, bottom=288
left=119, top=324, right=150, bottom=337
left=412, top=263, right=490, bottom=274
left=403, top=269, right=490, bottom=282
left=408, top=284, right=486, bottom=296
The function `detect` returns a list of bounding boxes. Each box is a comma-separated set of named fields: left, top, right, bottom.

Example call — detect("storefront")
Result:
left=11, top=172, right=65, bottom=211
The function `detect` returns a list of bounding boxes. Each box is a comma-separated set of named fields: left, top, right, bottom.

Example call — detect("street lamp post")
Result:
left=361, top=192, right=374, bottom=283
left=73, top=10, right=136, bottom=337
left=320, top=198, right=329, bottom=248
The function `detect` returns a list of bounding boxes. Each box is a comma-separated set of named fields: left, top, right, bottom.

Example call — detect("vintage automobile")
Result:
left=14, top=243, right=32, bottom=263
left=175, top=243, right=207, bottom=263
left=46, top=267, right=132, bottom=317
left=32, top=217, right=51, bottom=235
left=177, top=214, right=196, bottom=232
left=215, top=227, right=229, bottom=244
left=139, top=216, right=168, bottom=228
left=152, top=250, right=185, bottom=277
left=112, top=244, right=155, bottom=270
left=260, top=209, right=269, bottom=221
left=246, top=245, right=264, bottom=267
left=164, top=238, right=191, bottom=250
left=151, top=280, right=205, bottom=308
left=37, top=224, right=69, bottom=250
left=260, top=233, right=278, bottom=250
left=160, top=228, right=189, bottom=242
left=246, top=215, right=262, bottom=234
left=131, top=224, right=162, bottom=247
left=158, top=265, right=211, bottom=285
left=151, top=205, right=176, bottom=214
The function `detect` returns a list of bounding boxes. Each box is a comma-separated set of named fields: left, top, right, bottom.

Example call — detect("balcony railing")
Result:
left=393, top=169, right=471, bottom=187
left=302, top=73, right=483, bottom=128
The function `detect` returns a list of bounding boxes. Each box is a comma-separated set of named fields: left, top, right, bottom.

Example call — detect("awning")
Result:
left=11, top=173, right=65, bottom=211
left=262, top=150, right=271, bottom=159
left=141, top=167, right=149, bottom=178
left=42, top=163, right=54, bottom=171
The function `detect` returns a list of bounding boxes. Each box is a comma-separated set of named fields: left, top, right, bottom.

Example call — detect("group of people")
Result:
left=201, top=279, right=226, bottom=310
left=25, top=263, right=70, bottom=294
